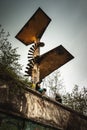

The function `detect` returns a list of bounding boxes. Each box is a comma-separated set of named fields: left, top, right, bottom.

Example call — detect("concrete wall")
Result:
left=0, top=83, right=87, bottom=130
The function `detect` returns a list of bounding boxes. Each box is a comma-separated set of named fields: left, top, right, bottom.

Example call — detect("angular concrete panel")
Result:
left=16, top=7, right=51, bottom=45
left=39, top=45, right=74, bottom=80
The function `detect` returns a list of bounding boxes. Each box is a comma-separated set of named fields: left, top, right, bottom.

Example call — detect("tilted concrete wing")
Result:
left=39, top=45, right=74, bottom=81
left=15, top=7, right=51, bottom=45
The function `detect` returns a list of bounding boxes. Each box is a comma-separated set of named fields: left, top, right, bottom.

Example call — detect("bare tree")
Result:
left=62, top=84, right=87, bottom=115
left=42, top=70, right=65, bottom=98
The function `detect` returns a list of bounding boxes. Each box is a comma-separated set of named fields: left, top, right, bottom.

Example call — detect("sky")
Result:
left=0, top=0, right=87, bottom=92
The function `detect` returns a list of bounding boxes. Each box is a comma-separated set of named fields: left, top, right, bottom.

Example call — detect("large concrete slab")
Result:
left=39, top=45, right=74, bottom=80
left=16, top=7, right=51, bottom=45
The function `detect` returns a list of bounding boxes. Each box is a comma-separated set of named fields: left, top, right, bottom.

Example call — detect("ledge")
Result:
left=0, top=81, right=87, bottom=130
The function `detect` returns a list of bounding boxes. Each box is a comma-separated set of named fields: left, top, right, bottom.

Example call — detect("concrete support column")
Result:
left=32, top=38, right=40, bottom=84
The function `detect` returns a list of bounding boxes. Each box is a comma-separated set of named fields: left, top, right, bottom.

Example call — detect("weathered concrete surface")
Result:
left=0, top=83, right=87, bottom=130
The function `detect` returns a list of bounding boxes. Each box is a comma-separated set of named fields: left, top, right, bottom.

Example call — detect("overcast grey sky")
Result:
left=0, top=0, right=87, bottom=92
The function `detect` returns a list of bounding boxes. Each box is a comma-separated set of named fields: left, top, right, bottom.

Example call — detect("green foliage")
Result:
left=62, top=85, right=87, bottom=115
left=0, top=25, right=22, bottom=74
left=0, top=25, right=32, bottom=90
